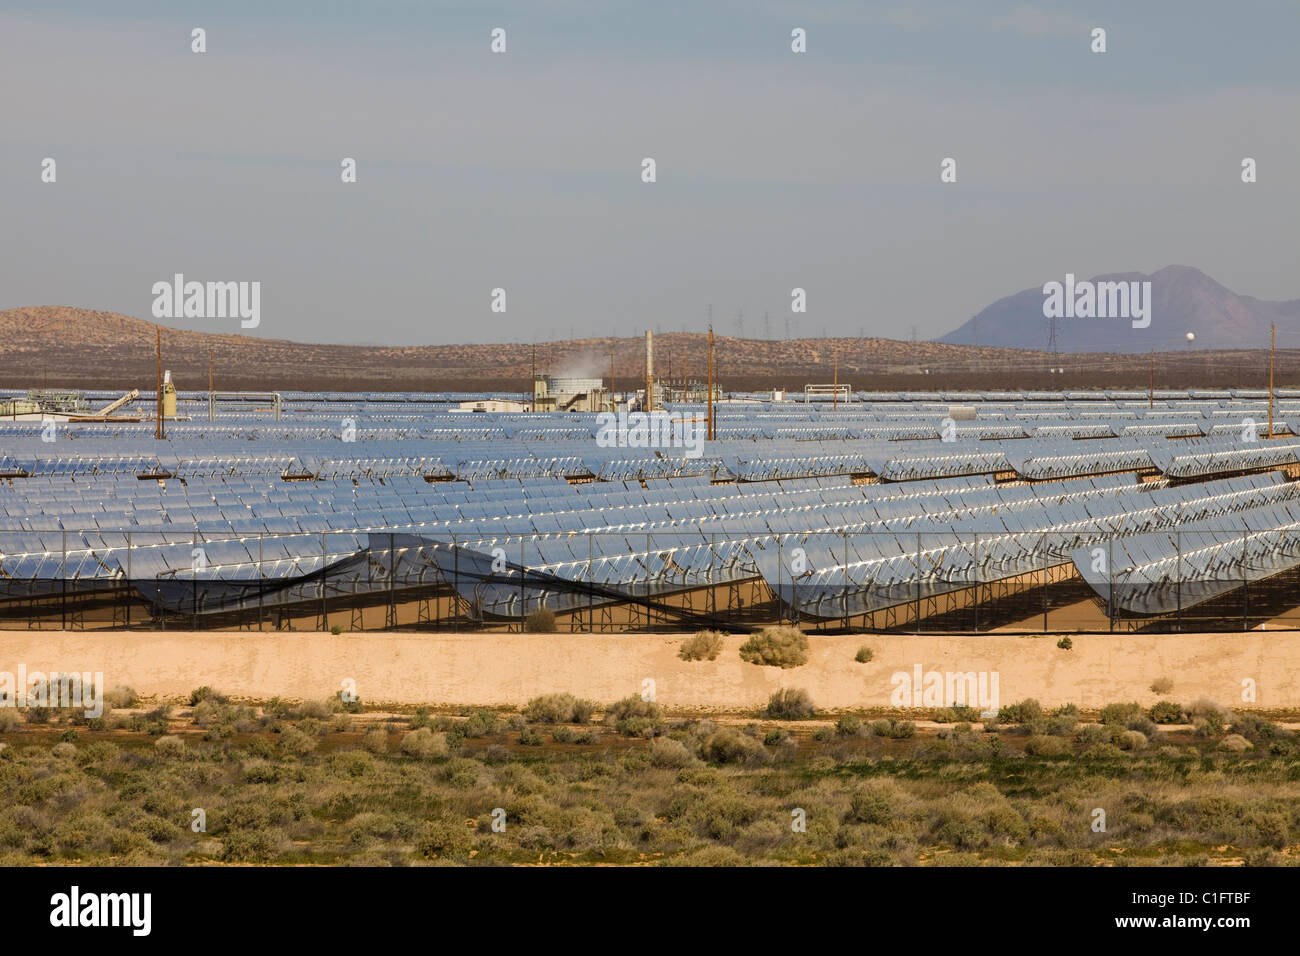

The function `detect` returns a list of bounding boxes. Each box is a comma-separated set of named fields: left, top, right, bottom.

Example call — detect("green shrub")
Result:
left=415, top=816, right=473, bottom=860
left=847, top=783, right=895, bottom=825
left=836, top=714, right=863, bottom=737
left=1100, top=702, right=1143, bottom=726
left=738, top=626, right=809, bottom=668
left=649, top=737, right=698, bottom=768
left=189, top=686, right=227, bottom=706
left=702, top=727, right=772, bottom=765
left=854, top=645, right=875, bottom=664
left=329, top=624, right=343, bottom=635
left=997, top=699, right=1043, bottom=724
left=361, top=727, right=388, bottom=753
left=400, top=728, right=450, bottom=759
left=525, top=606, right=557, bottom=632
left=1056, top=637, right=1072, bottom=650
left=1024, top=735, right=1071, bottom=757
left=518, top=727, right=544, bottom=746
left=522, top=693, right=594, bottom=724
left=764, top=688, right=815, bottom=720
left=277, top=727, right=318, bottom=756
left=153, top=735, right=185, bottom=758
left=679, top=630, right=725, bottom=661
left=1148, top=701, right=1183, bottom=724
left=604, top=697, right=665, bottom=737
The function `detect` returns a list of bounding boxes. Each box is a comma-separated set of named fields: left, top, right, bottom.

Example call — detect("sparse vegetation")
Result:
left=522, top=693, right=594, bottom=725
left=0, top=689, right=1293, bottom=867
left=524, top=606, right=557, bottom=632
left=738, top=626, right=808, bottom=669
left=1150, top=677, right=1174, bottom=695
left=764, top=688, right=815, bottom=720
left=679, top=630, right=725, bottom=662
left=854, top=645, right=875, bottom=663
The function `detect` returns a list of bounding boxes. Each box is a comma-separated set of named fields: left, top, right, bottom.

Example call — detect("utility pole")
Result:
left=209, top=347, right=215, bottom=423
left=1148, top=349, right=1153, bottom=409
left=609, top=347, right=615, bottom=411
left=833, top=350, right=839, bottom=411
left=707, top=325, right=715, bottom=442
left=530, top=344, right=536, bottom=413
left=1269, top=324, right=1275, bottom=439
left=155, top=328, right=164, bottom=440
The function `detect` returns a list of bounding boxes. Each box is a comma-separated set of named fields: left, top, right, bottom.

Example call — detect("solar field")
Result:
left=5, top=387, right=1300, bottom=633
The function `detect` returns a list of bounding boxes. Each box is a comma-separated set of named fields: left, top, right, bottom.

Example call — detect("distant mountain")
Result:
left=939, top=266, right=1300, bottom=353
left=0, top=306, right=1047, bottom=392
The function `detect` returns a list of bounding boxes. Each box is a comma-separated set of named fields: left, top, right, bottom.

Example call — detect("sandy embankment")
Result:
left=1, top=630, right=1296, bottom=712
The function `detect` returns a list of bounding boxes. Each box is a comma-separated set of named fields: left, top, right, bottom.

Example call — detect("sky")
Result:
left=1, top=0, right=1297, bottom=346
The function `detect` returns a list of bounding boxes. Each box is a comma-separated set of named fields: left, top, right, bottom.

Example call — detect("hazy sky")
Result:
left=2, top=1, right=1297, bottom=346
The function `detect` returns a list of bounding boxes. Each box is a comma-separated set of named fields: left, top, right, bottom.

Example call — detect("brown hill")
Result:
left=0, top=306, right=1288, bottom=393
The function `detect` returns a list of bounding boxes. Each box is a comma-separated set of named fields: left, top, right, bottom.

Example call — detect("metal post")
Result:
left=321, top=532, right=328, bottom=631
left=915, top=532, right=922, bottom=635
left=520, top=536, right=526, bottom=633
left=258, top=533, right=263, bottom=631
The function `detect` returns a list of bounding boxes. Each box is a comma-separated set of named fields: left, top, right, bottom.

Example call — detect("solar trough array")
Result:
left=3, top=389, right=1300, bottom=628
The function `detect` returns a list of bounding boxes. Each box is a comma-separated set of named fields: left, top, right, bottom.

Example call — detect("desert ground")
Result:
left=3, top=629, right=1294, bottom=711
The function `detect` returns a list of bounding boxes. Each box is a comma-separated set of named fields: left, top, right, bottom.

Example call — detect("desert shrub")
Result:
left=460, top=709, right=506, bottom=738
left=1081, top=743, right=1125, bottom=759
left=522, top=693, right=594, bottom=724
left=679, top=630, right=725, bottom=661
left=1024, top=735, right=1071, bottom=757
left=875, top=719, right=916, bottom=739
left=416, top=815, right=475, bottom=860
left=361, top=727, right=388, bottom=753
left=1220, top=734, right=1252, bottom=753
left=1056, top=637, right=1073, bottom=650
left=189, top=686, right=227, bottom=706
left=524, top=606, right=557, bottom=632
left=153, top=736, right=185, bottom=758
left=277, top=727, right=317, bottom=756
left=1075, top=724, right=1109, bottom=747
left=648, top=737, right=698, bottom=768
left=1148, top=701, right=1184, bottom=724
left=1230, top=714, right=1287, bottom=741
left=854, top=645, right=875, bottom=663
left=765, top=688, right=815, bottom=720
left=997, top=699, right=1043, bottom=724
left=1100, top=702, right=1143, bottom=726
left=604, top=697, right=665, bottom=737
left=1118, top=730, right=1148, bottom=751
left=103, top=686, right=138, bottom=710
left=847, top=784, right=895, bottom=825
left=329, top=624, right=343, bottom=635
left=220, top=828, right=279, bottom=863
left=702, top=727, right=772, bottom=765
left=1194, top=712, right=1227, bottom=738
left=738, top=626, right=808, bottom=668
left=400, top=728, right=449, bottom=759
left=1150, top=676, right=1174, bottom=694
left=0, top=710, right=21, bottom=733
left=836, top=714, right=863, bottom=737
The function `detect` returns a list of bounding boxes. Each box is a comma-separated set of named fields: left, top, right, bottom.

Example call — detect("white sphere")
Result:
left=1186, top=332, right=1195, bottom=342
